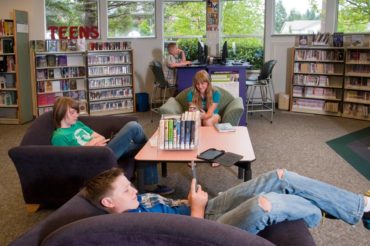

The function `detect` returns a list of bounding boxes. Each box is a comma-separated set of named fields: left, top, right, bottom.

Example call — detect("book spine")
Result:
left=159, top=119, right=164, bottom=149
left=185, top=120, right=191, bottom=149
left=168, top=119, right=173, bottom=149
left=164, top=119, right=169, bottom=150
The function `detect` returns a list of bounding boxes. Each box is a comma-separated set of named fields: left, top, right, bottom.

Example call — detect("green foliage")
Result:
left=275, top=0, right=287, bottom=33
left=337, top=0, right=370, bottom=33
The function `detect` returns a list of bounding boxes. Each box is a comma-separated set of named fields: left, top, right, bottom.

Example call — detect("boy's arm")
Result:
left=188, top=179, right=208, bottom=218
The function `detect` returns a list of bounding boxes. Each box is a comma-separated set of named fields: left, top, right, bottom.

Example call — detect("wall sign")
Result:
left=48, top=26, right=99, bottom=39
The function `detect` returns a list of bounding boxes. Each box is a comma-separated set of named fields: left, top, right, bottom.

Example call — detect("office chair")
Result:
left=149, top=60, right=177, bottom=121
left=246, top=60, right=277, bottom=123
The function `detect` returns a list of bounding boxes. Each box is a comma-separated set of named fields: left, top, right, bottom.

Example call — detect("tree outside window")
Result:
left=220, top=0, right=264, bottom=69
left=107, top=0, right=156, bottom=38
left=45, top=0, right=99, bottom=39
left=337, top=0, right=370, bottom=33
left=163, top=0, right=206, bottom=60
left=274, top=0, right=322, bottom=35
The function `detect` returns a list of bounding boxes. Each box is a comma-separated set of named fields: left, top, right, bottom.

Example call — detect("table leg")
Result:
left=236, top=162, right=252, bottom=181
left=161, top=162, right=167, bottom=177
left=137, top=163, right=145, bottom=193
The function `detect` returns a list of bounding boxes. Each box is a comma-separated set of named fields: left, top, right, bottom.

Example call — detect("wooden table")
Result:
left=135, top=126, right=256, bottom=192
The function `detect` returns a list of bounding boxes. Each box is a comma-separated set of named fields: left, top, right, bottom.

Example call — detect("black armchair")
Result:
left=8, top=111, right=138, bottom=209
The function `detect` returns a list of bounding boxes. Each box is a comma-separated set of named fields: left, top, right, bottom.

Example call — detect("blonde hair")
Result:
left=192, top=70, right=214, bottom=110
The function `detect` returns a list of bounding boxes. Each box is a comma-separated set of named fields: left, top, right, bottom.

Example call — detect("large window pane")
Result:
left=108, top=0, right=155, bottom=38
left=274, top=0, right=322, bottom=34
left=45, top=0, right=99, bottom=39
left=337, top=0, right=370, bottom=33
left=163, top=1, right=206, bottom=60
left=221, top=0, right=264, bottom=69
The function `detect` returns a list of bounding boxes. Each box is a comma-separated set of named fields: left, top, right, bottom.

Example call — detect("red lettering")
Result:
left=78, top=26, right=89, bottom=39
left=69, top=26, right=78, bottom=39
left=59, top=26, right=68, bottom=39
left=90, top=26, right=99, bottom=39
left=48, top=26, right=58, bottom=40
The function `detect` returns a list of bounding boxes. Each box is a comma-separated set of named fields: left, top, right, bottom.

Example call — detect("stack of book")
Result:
left=158, top=111, right=201, bottom=150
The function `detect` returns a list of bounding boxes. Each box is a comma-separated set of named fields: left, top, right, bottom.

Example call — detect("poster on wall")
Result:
left=207, top=0, right=218, bottom=31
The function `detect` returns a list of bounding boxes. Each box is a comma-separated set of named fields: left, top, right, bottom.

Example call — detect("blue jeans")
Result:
left=107, top=121, right=158, bottom=185
left=205, top=169, right=364, bottom=234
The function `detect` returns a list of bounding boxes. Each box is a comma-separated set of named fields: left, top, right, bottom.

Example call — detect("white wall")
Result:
left=0, top=0, right=340, bottom=96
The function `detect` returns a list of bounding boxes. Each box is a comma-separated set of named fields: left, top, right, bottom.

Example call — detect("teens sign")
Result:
left=48, top=26, right=99, bottom=39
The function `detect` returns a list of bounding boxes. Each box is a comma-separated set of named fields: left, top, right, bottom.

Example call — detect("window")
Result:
left=274, top=0, right=323, bottom=34
left=107, top=0, right=156, bottom=38
left=163, top=0, right=206, bottom=60
left=220, top=0, right=264, bottom=69
left=337, top=0, right=370, bottom=33
left=45, top=0, right=99, bottom=39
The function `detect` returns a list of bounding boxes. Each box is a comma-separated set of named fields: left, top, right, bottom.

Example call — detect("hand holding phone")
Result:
left=190, top=161, right=198, bottom=191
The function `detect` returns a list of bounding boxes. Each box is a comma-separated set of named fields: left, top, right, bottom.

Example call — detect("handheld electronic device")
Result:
left=190, top=161, right=198, bottom=191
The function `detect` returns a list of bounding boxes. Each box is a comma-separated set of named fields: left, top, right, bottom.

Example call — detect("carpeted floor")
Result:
left=327, top=127, right=370, bottom=181
left=0, top=110, right=369, bottom=245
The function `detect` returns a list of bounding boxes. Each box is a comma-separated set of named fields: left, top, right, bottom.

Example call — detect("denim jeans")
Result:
left=205, top=169, right=364, bottom=234
left=107, top=121, right=158, bottom=185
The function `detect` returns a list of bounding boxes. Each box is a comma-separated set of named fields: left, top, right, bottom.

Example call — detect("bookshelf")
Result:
left=290, top=47, right=345, bottom=116
left=342, top=47, right=370, bottom=121
left=0, top=10, right=33, bottom=124
left=34, top=50, right=88, bottom=116
left=86, top=41, right=134, bottom=116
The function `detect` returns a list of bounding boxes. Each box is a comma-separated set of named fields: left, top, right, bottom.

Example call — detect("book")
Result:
left=298, top=35, right=308, bottom=47
left=214, top=123, right=236, bottom=133
left=332, top=32, right=343, bottom=47
left=351, top=35, right=364, bottom=47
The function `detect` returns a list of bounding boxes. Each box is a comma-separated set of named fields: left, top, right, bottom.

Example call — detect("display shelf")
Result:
left=33, top=49, right=88, bottom=116
left=0, top=10, right=33, bottom=124
left=343, top=48, right=370, bottom=121
left=87, top=43, right=134, bottom=116
left=290, top=47, right=345, bottom=116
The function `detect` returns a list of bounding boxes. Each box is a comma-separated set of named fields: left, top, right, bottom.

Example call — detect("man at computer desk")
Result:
left=164, top=42, right=192, bottom=86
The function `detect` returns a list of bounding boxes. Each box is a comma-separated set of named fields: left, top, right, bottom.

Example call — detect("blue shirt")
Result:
left=186, top=90, right=221, bottom=114
left=128, top=194, right=190, bottom=215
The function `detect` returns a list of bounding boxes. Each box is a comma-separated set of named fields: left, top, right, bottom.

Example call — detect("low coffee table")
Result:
left=135, top=126, right=256, bottom=192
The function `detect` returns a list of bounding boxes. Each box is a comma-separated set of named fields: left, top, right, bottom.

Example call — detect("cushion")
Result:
left=159, top=97, right=183, bottom=115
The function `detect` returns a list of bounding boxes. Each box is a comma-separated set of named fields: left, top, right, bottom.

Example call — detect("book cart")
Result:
left=86, top=41, right=134, bottom=116
left=0, top=10, right=33, bottom=124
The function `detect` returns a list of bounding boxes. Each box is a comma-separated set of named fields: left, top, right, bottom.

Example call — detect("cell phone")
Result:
left=190, top=161, right=198, bottom=191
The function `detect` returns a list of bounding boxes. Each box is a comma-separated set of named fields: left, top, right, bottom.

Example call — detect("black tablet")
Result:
left=197, top=148, right=224, bottom=162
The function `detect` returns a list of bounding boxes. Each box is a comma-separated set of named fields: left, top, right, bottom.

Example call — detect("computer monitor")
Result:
left=221, top=41, right=228, bottom=64
left=197, top=41, right=207, bottom=64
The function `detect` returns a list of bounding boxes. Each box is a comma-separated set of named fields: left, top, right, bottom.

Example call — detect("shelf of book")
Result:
left=290, top=47, right=345, bottom=116
left=343, top=48, right=370, bottom=121
left=0, top=10, right=33, bottom=124
left=33, top=49, right=88, bottom=116
left=87, top=44, right=134, bottom=116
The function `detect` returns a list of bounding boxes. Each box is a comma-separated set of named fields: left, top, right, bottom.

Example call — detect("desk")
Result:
left=176, top=63, right=252, bottom=125
left=135, top=126, right=256, bottom=193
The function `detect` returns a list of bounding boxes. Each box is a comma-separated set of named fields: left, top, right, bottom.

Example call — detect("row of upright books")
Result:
left=158, top=111, right=201, bottom=150
left=31, top=40, right=132, bottom=53
left=294, top=49, right=344, bottom=61
left=0, top=19, right=14, bottom=36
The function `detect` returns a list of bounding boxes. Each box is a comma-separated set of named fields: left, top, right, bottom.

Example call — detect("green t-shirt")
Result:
left=52, top=121, right=94, bottom=146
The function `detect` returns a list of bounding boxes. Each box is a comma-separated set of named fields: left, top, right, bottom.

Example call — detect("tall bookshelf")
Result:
left=0, top=10, right=33, bottom=124
left=290, top=47, right=345, bottom=116
left=342, top=47, right=370, bottom=121
left=86, top=41, right=134, bottom=116
left=33, top=49, right=88, bottom=116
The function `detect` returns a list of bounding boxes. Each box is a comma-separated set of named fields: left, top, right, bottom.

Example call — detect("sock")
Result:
left=364, top=196, right=370, bottom=213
